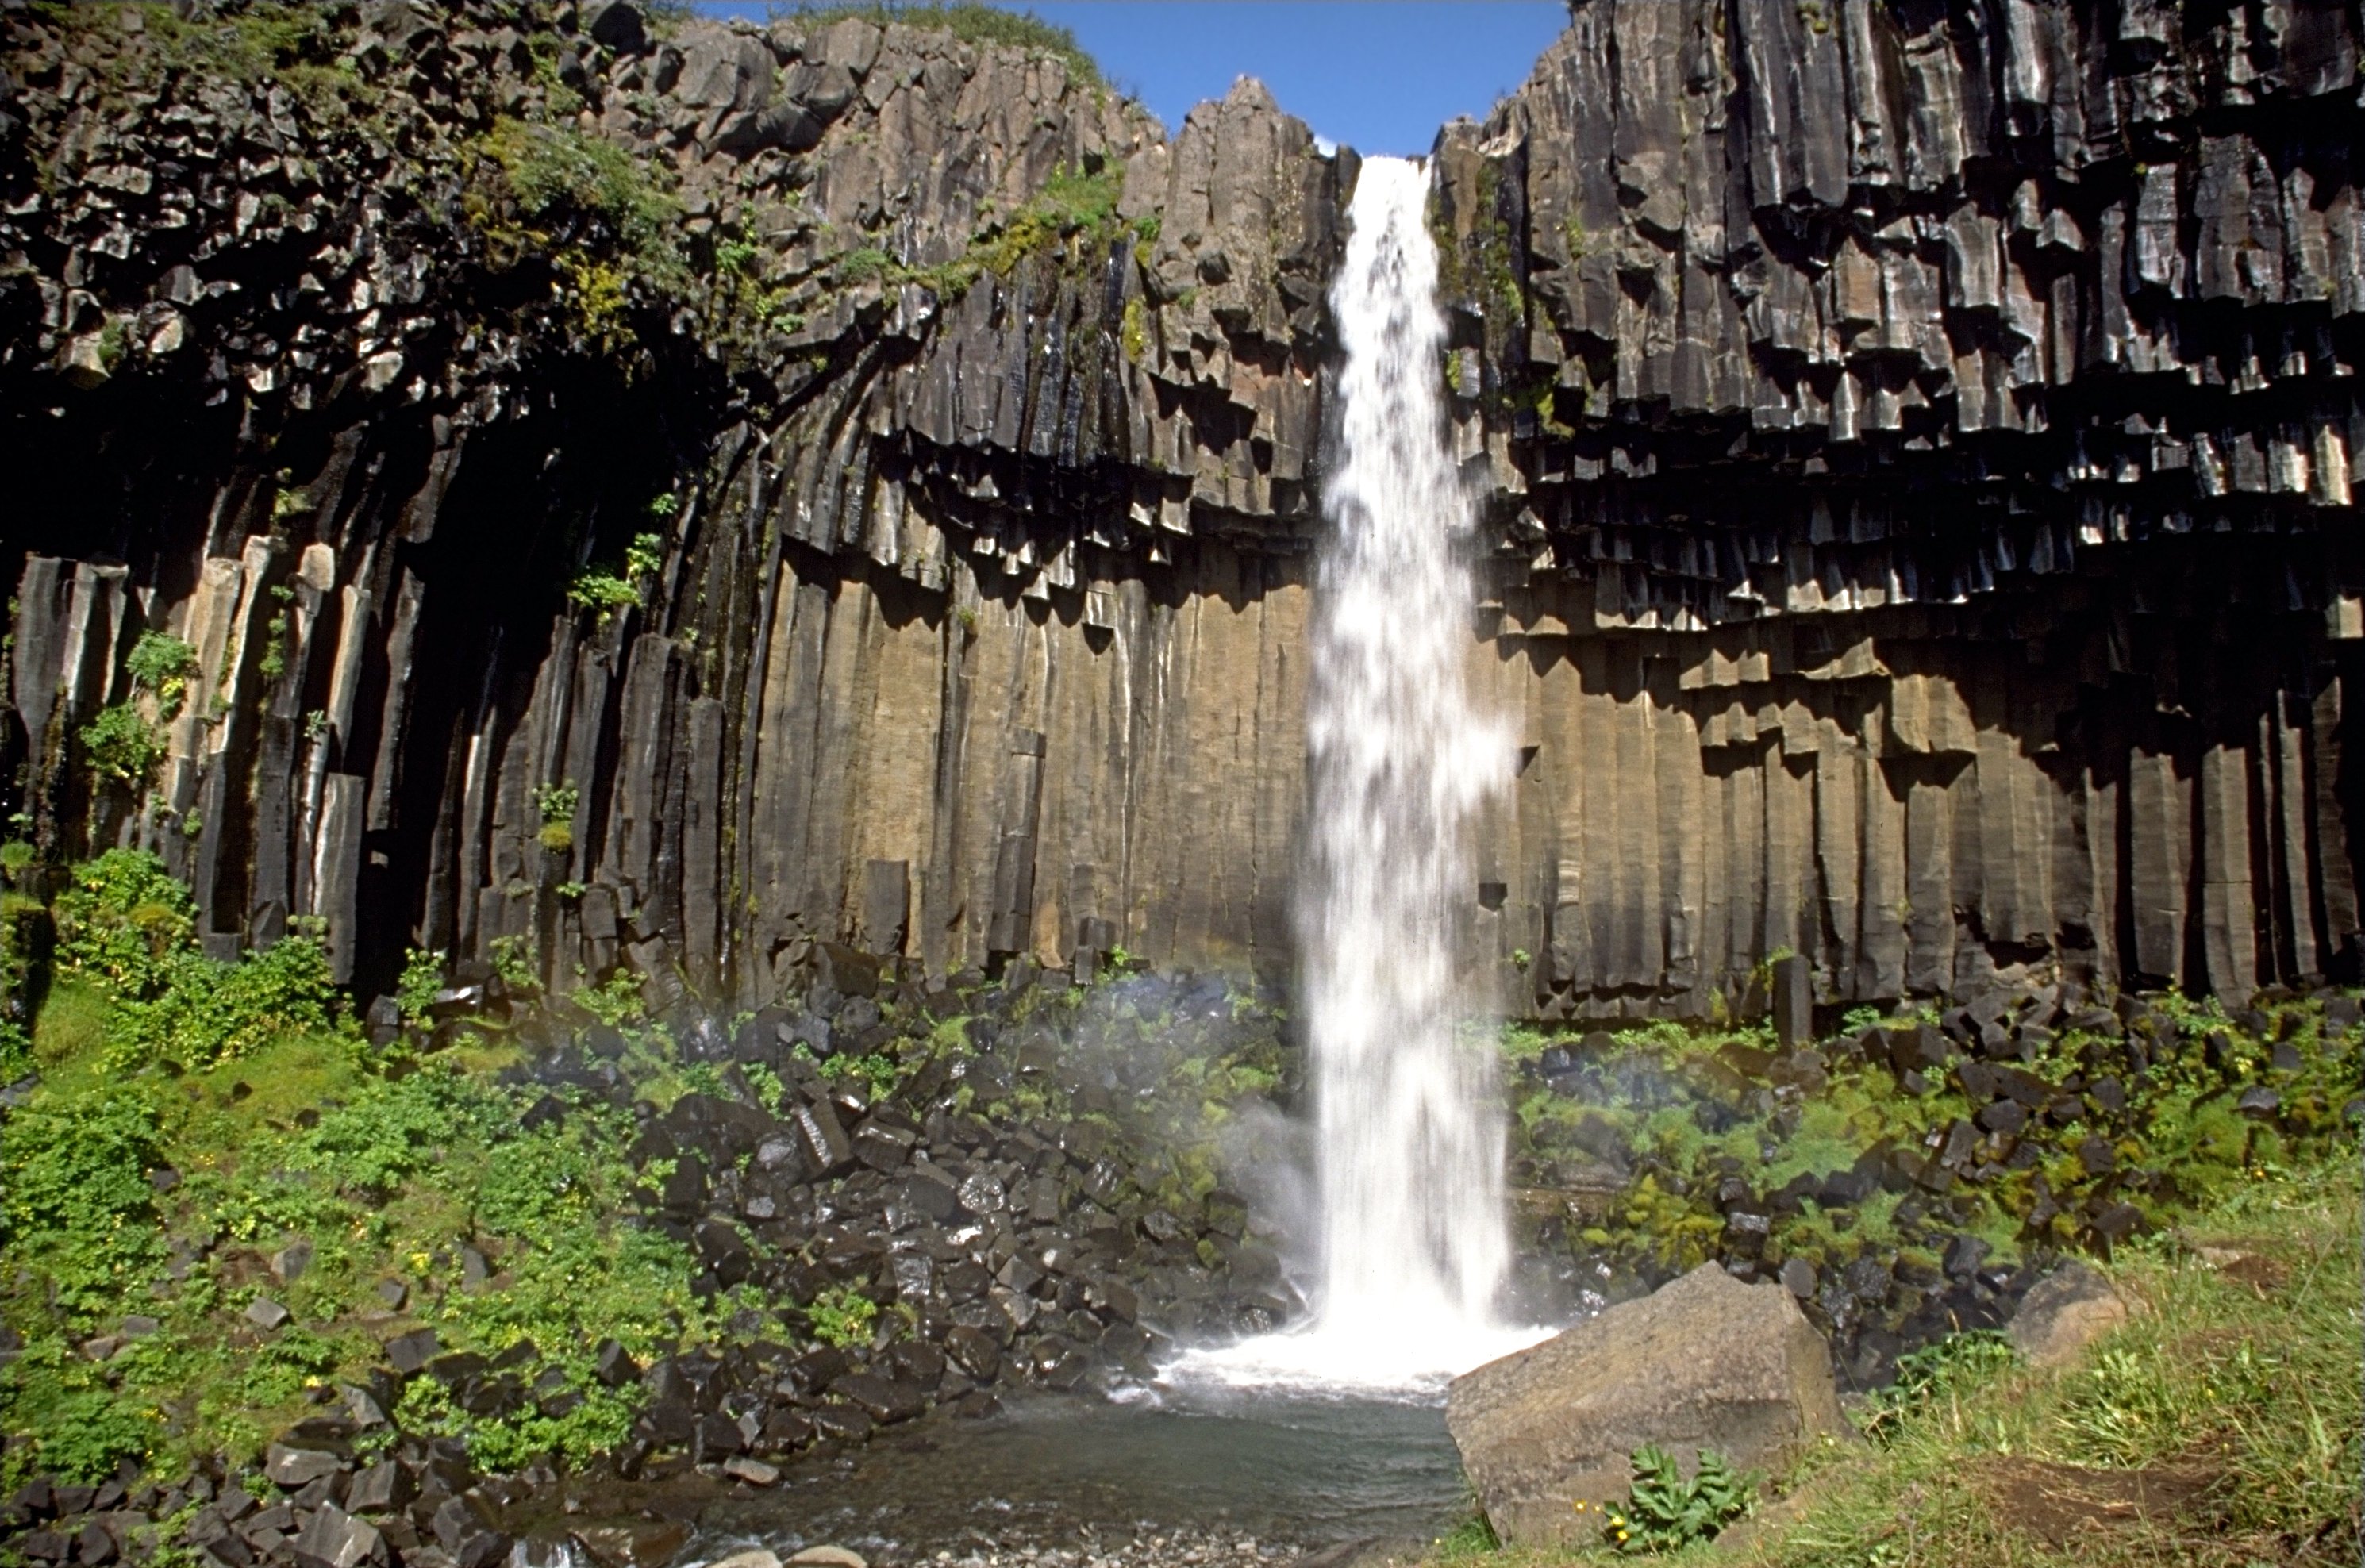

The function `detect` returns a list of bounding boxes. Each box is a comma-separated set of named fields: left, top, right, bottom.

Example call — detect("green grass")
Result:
left=0, top=853, right=731, bottom=1486
left=1502, top=994, right=2357, bottom=1286
left=855, top=162, right=1140, bottom=302
left=1, top=851, right=1300, bottom=1490
left=1436, top=1157, right=2363, bottom=1567
left=781, top=2, right=1101, bottom=88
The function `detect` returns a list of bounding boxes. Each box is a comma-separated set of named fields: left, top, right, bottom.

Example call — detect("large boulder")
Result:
left=1446, top=1263, right=1845, bottom=1547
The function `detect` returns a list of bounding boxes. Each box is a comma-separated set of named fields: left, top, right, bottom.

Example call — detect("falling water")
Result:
left=1169, top=156, right=1535, bottom=1393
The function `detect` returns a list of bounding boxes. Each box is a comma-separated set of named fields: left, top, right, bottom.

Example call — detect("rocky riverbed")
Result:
left=4, top=951, right=2356, bottom=1568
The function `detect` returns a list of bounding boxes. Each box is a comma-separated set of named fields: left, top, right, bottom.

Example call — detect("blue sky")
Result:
left=698, top=3, right=1572, bottom=156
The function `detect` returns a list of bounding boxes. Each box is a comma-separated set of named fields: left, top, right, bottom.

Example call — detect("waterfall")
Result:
left=1171, top=156, right=1536, bottom=1393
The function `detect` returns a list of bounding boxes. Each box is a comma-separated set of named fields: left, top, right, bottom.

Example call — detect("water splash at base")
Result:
left=1167, top=155, right=1542, bottom=1396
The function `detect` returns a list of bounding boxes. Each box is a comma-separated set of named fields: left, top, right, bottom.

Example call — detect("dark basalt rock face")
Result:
left=2, top=0, right=2362, bottom=1023
left=1431, top=0, right=2365, bottom=1020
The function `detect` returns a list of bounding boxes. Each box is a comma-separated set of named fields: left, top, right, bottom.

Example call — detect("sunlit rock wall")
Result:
left=1436, top=0, right=2365, bottom=1017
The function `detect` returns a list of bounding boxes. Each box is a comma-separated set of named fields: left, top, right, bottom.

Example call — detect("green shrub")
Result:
left=566, top=571, right=640, bottom=617
left=1858, top=1328, right=2018, bottom=1446
left=1601, top=1444, right=1751, bottom=1554
left=806, top=1285, right=879, bottom=1348
left=125, top=632, right=198, bottom=718
left=54, top=853, right=348, bottom=1071
left=79, top=702, right=164, bottom=785
left=624, top=531, right=664, bottom=579
left=480, top=118, right=681, bottom=269
left=0, top=1341, right=159, bottom=1485
left=574, top=967, right=647, bottom=1028
left=106, top=923, right=346, bottom=1073
left=52, top=849, right=198, bottom=995
left=489, top=933, right=540, bottom=996
left=533, top=782, right=579, bottom=827
left=0, top=1087, right=163, bottom=1324
left=298, top=1066, right=510, bottom=1200
left=567, top=535, right=661, bottom=621
left=397, top=946, right=444, bottom=1028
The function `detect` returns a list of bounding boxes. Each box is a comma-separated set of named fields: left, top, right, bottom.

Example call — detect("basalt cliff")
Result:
left=4, top=0, right=2360, bottom=1022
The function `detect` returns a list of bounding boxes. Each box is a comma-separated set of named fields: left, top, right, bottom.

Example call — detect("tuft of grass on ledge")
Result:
left=777, top=2, right=1102, bottom=89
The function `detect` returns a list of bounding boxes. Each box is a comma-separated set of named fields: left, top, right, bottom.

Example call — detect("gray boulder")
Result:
left=1446, top=1263, right=1844, bottom=1547
left=291, top=1503, right=380, bottom=1568
left=2008, top=1261, right=2129, bottom=1368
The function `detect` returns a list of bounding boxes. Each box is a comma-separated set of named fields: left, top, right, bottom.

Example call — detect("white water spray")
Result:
left=1169, top=156, right=1536, bottom=1394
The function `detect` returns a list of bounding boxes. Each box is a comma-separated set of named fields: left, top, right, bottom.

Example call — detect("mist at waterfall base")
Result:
left=1166, top=155, right=1547, bottom=1396
left=608, top=159, right=1545, bottom=1565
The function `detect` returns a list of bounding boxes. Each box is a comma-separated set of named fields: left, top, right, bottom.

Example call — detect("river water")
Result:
left=690, top=1389, right=1467, bottom=1562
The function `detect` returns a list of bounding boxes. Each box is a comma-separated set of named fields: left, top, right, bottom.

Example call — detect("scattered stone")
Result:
left=263, top=1444, right=344, bottom=1488
left=2008, top=1262, right=2131, bottom=1369
left=720, top=1455, right=779, bottom=1486
left=386, top=1328, right=439, bottom=1374
left=245, top=1298, right=290, bottom=1331
left=786, top=1549, right=867, bottom=1568
left=290, top=1502, right=380, bottom=1568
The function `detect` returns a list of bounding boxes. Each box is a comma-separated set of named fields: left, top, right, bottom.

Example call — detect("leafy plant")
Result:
left=105, top=919, right=347, bottom=1072
left=78, top=632, right=202, bottom=786
left=805, top=1284, right=879, bottom=1348
left=79, top=702, right=164, bottom=784
left=52, top=849, right=198, bottom=995
left=1858, top=1328, right=2018, bottom=1447
left=567, top=533, right=663, bottom=623
left=397, top=947, right=444, bottom=1029
left=533, top=783, right=580, bottom=824
left=125, top=632, right=198, bottom=718
left=489, top=934, right=540, bottom=996
left=623, top=531, right=664, bottom=580
left=1602, top=1445, right=1751, bottom=1555
left=0, top=1086, right=163, bottom=1324
left=476, top=118, right=683, bottom=279
left=566, top=570, right=640, bottom=618
left=574, top=967, right=647, bottom=1028
left=533, top=781, right=580, bottom=852
left=742, top=1061, right=788, bottom=1115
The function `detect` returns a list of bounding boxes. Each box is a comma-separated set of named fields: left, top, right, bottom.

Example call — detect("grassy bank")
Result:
left=0, top=850, right=728, bottom=1485
left=0, top=851, right=1292, bottom=1494
left=1436, top=1153, right=2362, bottom=1568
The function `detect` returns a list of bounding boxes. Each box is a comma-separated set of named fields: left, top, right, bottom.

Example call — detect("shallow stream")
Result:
left=686, top=1388, right=1466, bottom=1563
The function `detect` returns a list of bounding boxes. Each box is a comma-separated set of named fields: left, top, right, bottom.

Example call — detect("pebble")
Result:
left=895, top=1528, right=1294, bottom=1568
